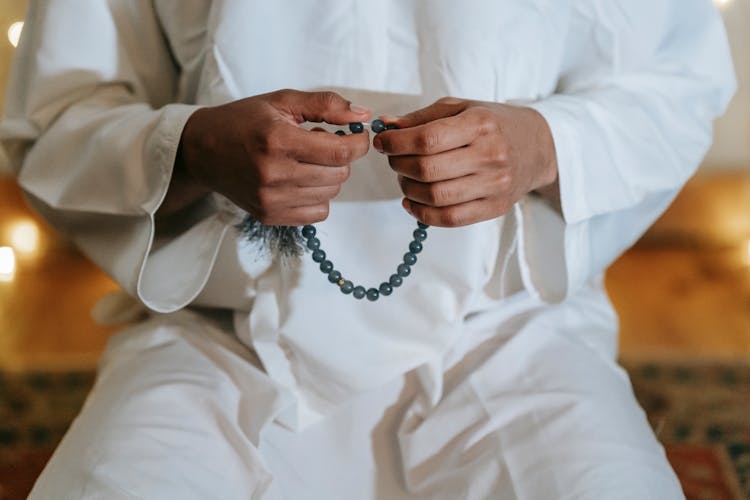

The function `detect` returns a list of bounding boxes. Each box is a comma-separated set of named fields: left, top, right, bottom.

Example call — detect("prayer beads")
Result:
left=302, top=219, right=427, bottom=302
left=302, top=119, right=429, bottom=302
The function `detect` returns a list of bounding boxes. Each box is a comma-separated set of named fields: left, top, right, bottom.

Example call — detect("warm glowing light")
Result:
left=7, top=21, right=22, bottom=48
left=714, top=0, right=734, bottom=10
left=0, top=246, right=15, bottom=282
left=10, top=220, right=39, bottom=254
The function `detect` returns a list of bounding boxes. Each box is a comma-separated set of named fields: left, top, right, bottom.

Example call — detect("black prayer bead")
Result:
left=303, top=174, right=429, bottom=302
left=371, top=119, right=386, bottom=133
left=403, top=253, right=417, bottom=266
left=349, top=122, right=365, bottom=134
left=302, top=225, right=316, bottom=238
left=397, top=264, right=411, bottom=277
left=413, top=229, right=427, bottom=242
left=306, top=237, right=320, bottom=250
left=312, top=249, right=326, bottom=263
left=341, top=281, right=354, bottom=294
left=335, top=130, right=347, bottom=136
left=366, top=288, right=380, bottom=301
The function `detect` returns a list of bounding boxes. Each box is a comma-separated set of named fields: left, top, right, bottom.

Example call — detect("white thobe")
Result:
left=0, top=1, right=735, bottom=499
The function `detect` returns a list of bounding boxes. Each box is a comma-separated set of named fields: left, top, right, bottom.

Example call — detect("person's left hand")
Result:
left=373, top=97, right=559, bottom=227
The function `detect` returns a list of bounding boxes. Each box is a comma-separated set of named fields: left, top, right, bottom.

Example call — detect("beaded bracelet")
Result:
left=300, top=119, right=429, bottom=302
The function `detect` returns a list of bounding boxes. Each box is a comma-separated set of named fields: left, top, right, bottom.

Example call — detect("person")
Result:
left=0, top=1, right=735, bottom=498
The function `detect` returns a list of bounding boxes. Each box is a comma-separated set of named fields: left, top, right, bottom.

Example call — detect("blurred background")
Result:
left=0, top=1, right=749, bottom=499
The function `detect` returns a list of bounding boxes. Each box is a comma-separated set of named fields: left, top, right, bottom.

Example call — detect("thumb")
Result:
left=276, top=90, right=371, bottom=125
left=388, top=97, right=469, bottom=128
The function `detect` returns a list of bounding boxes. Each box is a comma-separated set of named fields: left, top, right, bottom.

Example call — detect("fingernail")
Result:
left=349, top=103, right=370, bottom=114
left=373, top=135, right=383, bottom=153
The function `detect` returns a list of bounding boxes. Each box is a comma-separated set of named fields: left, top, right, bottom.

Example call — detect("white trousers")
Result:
left=29, top=302, right=684, bottom=499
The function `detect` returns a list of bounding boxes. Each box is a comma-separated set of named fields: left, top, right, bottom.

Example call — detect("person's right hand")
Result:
left=174, top=89, right=371, bottom=225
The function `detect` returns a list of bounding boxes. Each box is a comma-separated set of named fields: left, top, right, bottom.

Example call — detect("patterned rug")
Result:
left=0, top=371, right=95, bottom=500
left=623, top=359, right=750, bottom=500
left=0, top=361, right=748, bottom=499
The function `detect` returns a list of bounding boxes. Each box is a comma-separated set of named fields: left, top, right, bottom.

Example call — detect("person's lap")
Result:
left=29, top=312, right=282, bottom=499
left=30, top=307, right=684, bottom=499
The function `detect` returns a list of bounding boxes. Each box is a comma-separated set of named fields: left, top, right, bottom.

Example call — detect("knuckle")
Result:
left=416, top=131, right=440, bottom=153
left=440, top=208, right=465, bottom=227
left=495, top=170, right=512, bottom=191
left=490, top=142, right=509, bottom=163
left=471, top=107, right=498, bottom=134
left=416, top=157, right=437, bottom=181
left=436, top=96, right=462, bottom=106
left=419, top=210, right=437, bottom=227
left=317, top=91, right=339, bottom=108
left=331, top=144, right=353, bottom=165
left=428, top=185, right=451, bottom=206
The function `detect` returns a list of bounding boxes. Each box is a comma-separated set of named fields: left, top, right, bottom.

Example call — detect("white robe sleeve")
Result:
left=0, top=0, right=228, bottom=313
left=518, top=0, right=736, bottom=303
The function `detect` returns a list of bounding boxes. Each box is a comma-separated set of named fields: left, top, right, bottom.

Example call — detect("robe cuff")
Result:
left=513, top=196, right=588, bottom=304
left=527, top=95, right=589, bottom=225
left=132, top=104, right=236, bottom=313
left=513, top=97, right=593, bottom=303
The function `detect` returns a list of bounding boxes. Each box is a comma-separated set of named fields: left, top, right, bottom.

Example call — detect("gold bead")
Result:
left=337, top=278, right=345, bottom=286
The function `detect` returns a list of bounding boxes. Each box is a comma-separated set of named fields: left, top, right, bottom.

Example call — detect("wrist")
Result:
left=157, top=109, right=213, bottom=218
left=176, top=107, right=214, bottom=189
left=526, top=107, right=560, bottom=203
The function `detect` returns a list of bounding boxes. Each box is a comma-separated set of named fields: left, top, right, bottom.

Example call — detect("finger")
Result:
left=287, top=185, right=342, bottom=207
left=402, top=198, right=491, bottom=228
left=387, top=97, right=469, bottom=129
left=284, top=125, right=370, bottom=166
left=262, top=204, right=330, bottom=226
left=274, top=90, right=371, bottom=125
left=388, top=148, right=477, bottom=182
left=254, top=185, right=340, bottom=212
left=291, top=164, right=350, bottom=188
left=255, top=157, right=350, bottom=188
left=374, top=111, right=479, bottom=156
left=398, top=174, right=493, bottom=207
